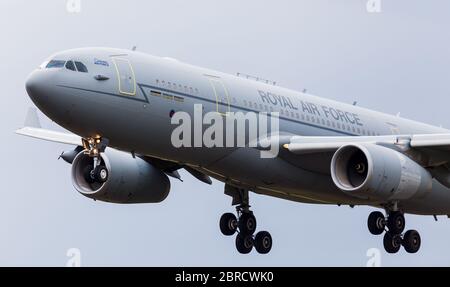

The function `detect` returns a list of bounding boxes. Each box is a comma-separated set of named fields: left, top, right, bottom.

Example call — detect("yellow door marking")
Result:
left=208, top=78, right=230, bottom=116
left=111, top=57, right=137, bottom=96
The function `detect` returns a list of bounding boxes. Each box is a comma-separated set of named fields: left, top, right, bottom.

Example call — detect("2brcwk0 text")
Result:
left=175, top=270, right=274, bottom=285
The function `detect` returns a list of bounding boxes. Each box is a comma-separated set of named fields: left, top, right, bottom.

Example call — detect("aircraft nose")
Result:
left=25, top=70, right=50, bottom=107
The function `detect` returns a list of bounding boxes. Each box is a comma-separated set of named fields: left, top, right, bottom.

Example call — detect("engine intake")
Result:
left=331, top=143, right=432, bottom=201
left=72, top=148, right=170, bottom=204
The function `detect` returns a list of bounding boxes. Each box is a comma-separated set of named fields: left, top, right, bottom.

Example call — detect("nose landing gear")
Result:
left=82, top=137, right=109, bottom=184
left=368, top=208, right=421, bottom=254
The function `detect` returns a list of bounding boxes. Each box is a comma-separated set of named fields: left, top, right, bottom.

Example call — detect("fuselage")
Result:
left=25, top=47, right=450, bottom=214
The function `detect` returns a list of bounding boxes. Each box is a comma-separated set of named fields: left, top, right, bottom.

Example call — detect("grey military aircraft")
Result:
left=17, top=47, right=450, bottom=255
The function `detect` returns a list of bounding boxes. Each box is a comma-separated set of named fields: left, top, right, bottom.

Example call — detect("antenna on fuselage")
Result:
left=353, top=101, right=358, bottom=106
left=236, top=73, right=276, bottom=85
left=132, top=46, right=137, bottom=51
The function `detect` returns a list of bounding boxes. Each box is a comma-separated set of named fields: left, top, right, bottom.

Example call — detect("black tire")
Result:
left=403, top=230, right=421, bottom=254
left=238, top=213, right=257, bottom=236
left=94, top=165, right=109, bottom=183
left=383, top=232, right=402, bottom=254
left=254, top=231, right=272, bottom=254
left=219, top=213, right=238, bottom=236
left=368, top=211, right=385, bottom=235
left=83, top=164, right=95, bottom=184
left=387, top=212, right=405, bottom=235
left=235, top=233, right=253, bottom=254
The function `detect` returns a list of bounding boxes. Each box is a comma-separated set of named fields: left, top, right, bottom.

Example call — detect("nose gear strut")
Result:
left=82, top=137, right=109, bottom=183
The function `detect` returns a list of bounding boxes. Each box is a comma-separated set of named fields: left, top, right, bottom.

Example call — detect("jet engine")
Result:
left=71, top=148, right=170, bottom=204
left=331, top=143, right=432, bottom=201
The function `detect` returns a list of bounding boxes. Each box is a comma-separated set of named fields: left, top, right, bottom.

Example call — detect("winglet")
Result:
left=24, top=107, right=41, bottom=128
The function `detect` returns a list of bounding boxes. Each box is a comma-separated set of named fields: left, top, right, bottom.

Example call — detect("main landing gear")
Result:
left=82, top=137, right=109, bottom=184
left=367, top=208, right=421, bottom=254
left=220, top=186, right=273, bottom=254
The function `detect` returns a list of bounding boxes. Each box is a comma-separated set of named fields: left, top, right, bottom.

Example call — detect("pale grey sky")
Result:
left=1, top=0, right=450, bottom=266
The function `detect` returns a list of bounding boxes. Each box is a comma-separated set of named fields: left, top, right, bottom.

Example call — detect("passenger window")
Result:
left=46, top=60, right=66, bottom=69
left=65, top=61, right=76, bottom=71
left=75, top=61, right=88, bottom=73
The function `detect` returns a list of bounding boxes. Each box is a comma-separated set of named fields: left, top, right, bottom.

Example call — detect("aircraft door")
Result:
left=112, top=57, right=136, bottom=96
left=208, top=78, right=230, bottom=115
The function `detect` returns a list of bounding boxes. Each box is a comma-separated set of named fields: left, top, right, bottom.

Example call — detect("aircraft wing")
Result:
left=284, top=135, right=398, bottom=155
left=283, top=133, right=450, bottom=168
left=409, top=134, right=450, bottom=151
left=15, top=108, right=82, bottom=146
left=16, top=126, right=82, bottom=146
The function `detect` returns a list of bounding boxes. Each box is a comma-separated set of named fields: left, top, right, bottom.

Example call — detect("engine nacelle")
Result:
left=71, top=149, right=170, bottom=204
left=331, top=143, right=432, bottom=201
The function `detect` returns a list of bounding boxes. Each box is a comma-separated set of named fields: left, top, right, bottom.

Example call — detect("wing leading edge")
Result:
left=283, top=133, right=450, bottom=168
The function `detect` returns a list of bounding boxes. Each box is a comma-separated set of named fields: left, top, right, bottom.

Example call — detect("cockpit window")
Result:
left=46, top=60, right=66, bottom=69
left=65, top=60, right=76, bottom=71
left=75, top=61, right=88, bottom=73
